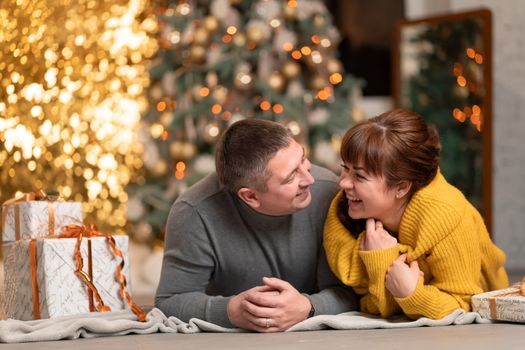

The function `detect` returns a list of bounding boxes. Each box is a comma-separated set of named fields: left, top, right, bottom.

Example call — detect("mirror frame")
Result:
left=393, top=8, right=493, bottom=233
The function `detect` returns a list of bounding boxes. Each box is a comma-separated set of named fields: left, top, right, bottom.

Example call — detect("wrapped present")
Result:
left=471, top=277, right=525, bottom=323
left=3, top=225, right=145, bottom=321
left=1, top=190, right=83, bottom=244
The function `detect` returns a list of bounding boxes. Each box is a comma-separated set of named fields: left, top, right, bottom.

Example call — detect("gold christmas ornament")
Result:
left=287, top=121, right=303, bottom=136
left=233, top=33, right=247, bottom=47
left=193, top=27, right=210, bottom=46
left=203, top=122, right=221, bottom=143
left=314, top=14, right=325, bottom=26
left=152, top=160, right=168, bottom=176
left=150, top=85, right=164, bottom=100
left=203, top=15, right=219, bottom=33
left=176, top=3, right=192, bottom=16
left=182, top=142, right=197, bottom=159
left=192, top=84, right=205, bottom=101
left=213, top=86, right=229, bottom=104
left=234, top=72, right=254, bottom=90
left=247, top=26, right=264, bottom=44
left=281, top=61, right=301, bottom=79
left=166, top=30, right=182, bottom=49
left=326, top=58, right=343, bottom=74
left=169, top=141, right=186, bottom=159
left=206, top=71, right=219, bottom=88
left=310, top=74, right=327, bottom=90
left=190, top=45, right=207, bottom=63
left=160, top=111, right=173, bottom=126
left=268, top=71, right=285, bottom=91
left=170, top=141, right=196, bottom=160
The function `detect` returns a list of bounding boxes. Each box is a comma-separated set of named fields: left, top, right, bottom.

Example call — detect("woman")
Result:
left=323, top=109, right=508, bottom=320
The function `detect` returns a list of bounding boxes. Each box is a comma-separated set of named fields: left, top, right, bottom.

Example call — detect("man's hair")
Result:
left=215, top=119, right=292, bottom=193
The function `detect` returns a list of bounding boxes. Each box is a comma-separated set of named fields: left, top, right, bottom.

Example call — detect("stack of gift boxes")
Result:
left=1, top=192, right=142, bottom=321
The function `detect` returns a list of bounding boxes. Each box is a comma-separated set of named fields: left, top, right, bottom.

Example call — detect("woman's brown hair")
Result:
left=337, top=109, right=441, bottom=235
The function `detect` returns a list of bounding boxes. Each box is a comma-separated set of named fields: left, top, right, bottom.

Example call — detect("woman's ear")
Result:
left=237, top=187, right=261, bottom=209
left=395, top=181, right=412, bottom=199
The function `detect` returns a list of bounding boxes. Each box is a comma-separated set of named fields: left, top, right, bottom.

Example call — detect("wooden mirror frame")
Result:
left=393, top=9, right=493, bottom=233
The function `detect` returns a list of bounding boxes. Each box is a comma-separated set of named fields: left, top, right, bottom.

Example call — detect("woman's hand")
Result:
left=360, top=218, right=397, bottom=251
left=385, top=254, right=423, bottom=298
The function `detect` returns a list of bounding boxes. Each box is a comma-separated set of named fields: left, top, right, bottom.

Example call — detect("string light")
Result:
left=300, top=46, right=312, bottom=55
left=282, top=42, right=293, bottom=51
left=260, top=100, right=271, bottom=111
left=451, top=46, right=485, bottom=131
left=0, top=0, right=157, bottom=232
left=272, top=104, right=283, bottom=114
left=291, top=50, right=302, bottom=60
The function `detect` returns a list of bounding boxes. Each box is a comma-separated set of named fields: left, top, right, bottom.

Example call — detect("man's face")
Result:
left=250, top=139, right=315, bottom=216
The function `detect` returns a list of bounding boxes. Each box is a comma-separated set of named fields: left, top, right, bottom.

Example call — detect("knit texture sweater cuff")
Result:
left=394, top=277, right=428, bottom=317
left=359, top=246, right=399, bottom=278
left=207, top=296, right=234, bottom=328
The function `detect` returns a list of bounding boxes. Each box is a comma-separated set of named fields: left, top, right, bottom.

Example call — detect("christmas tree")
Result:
left=126, top=0, right=362, bottom=245
left=399, top=15, right=487, bottom=212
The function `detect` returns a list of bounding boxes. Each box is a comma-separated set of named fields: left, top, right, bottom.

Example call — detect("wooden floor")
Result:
left=3, top=322, right=525, bottom=350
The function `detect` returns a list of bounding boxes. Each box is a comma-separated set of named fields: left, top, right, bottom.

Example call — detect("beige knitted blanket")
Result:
left=0, top=308, right=491, bottom=343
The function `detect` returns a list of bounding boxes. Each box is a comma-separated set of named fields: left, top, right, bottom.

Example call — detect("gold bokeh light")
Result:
left=0, top=0, right=158, bottom=232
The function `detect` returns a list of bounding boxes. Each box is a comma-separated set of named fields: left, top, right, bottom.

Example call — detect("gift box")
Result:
left=2, top=198, right=83, bottom=243
left=471, top=278, right=525, bottom=323
left=3, top=234, right=133, bottom=320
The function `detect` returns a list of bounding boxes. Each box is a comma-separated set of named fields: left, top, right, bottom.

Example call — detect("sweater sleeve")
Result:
left=394, top=220, right=484, bottom=320
left=323, top=192, right=368, bottom=293
left=307, top=247, right=360, bottom=316
left=358, top=246, right=403, bottom=317
left=325, top=191, right=436, bottom=318
left=154, top=201, right=233, bottom=327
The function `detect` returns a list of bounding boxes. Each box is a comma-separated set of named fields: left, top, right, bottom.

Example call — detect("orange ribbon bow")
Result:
left=29, top=224, right=146, bottom=322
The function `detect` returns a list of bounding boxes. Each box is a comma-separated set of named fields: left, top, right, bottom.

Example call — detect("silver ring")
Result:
left=265, top=318, right=270, bottom=328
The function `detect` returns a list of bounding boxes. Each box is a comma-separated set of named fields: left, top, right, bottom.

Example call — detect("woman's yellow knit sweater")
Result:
left=323, top=171, right=508, bottom=320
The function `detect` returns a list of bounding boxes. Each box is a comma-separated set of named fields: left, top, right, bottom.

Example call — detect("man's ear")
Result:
left=237, top=187, right=261, bottom=209
left=395, top=180, right=412, bottom=199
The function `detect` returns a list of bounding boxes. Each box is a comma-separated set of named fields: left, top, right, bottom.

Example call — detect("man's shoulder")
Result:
left=176, top=172, right=226, bottom=207
left=308, top=165, right=339, bottom=208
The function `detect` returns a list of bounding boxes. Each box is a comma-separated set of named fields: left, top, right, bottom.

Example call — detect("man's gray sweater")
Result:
left=155, top=165, right=358, bottom=327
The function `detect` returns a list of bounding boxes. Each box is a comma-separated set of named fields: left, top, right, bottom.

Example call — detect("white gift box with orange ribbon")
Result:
left=3, top=235, right=133, bottom=320
left=2, top=200, right=82, bottom=244
left=471, top=278, right=525, bottom=323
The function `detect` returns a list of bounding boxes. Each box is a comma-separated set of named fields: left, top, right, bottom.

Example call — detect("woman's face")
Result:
left=339, top=161, right=398, bottom=221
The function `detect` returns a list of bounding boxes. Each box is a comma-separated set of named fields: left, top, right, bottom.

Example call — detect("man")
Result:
left=155, top=119, right=357, bottom=332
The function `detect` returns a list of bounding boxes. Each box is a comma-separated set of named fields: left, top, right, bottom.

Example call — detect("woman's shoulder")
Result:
left=402, top=172, right=469, bottom=240
left=413, top=171, right=467, bottom=210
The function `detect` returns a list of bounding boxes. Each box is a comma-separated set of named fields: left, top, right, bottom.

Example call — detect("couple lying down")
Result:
left=155, top=109, right=508, bottom=332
